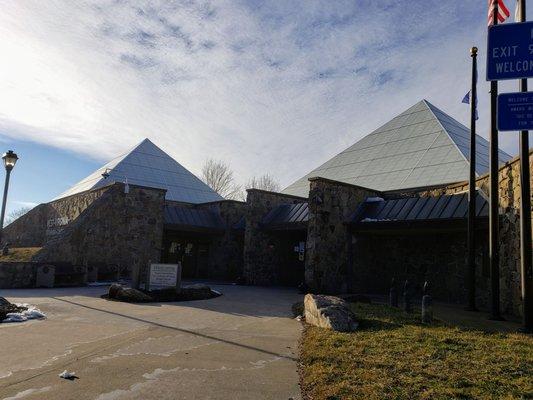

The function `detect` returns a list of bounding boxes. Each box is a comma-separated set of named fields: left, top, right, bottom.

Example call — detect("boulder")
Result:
left=108, top=283, right=122, bottom=299
left=304, top=294, right=358, bottom=332
left=108, top=284, right=153, bottom=303
left=181, top=284, right=215, bottom=300
left=0, top=300, right=27, bottom=321
left=185, top=283, right=211, bottom=290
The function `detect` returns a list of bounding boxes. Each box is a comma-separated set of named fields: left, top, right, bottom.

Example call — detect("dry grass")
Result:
left=0, top=247, right=41, bottom=262
left=299, top=303, right=533, bottom=400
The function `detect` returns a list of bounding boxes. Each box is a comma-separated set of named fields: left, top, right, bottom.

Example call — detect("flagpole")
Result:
left=466, top=46, right=478, bottom=311
left=489, top=0, right=503, bottom=320
left=517, top=0, right=532, bottom=333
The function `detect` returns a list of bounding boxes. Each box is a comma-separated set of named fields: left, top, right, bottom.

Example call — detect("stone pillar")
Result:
left=243, top=189, right=307, bottom=285
left=204, top=201, right=247, bottom=280
left=305, top=178, right=379, bottom=294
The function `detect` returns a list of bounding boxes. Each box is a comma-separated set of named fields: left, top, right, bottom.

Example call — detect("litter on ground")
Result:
left=59, top=370, right=78, bottom=380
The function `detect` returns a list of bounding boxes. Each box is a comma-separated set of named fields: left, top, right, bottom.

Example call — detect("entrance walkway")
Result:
left=0, top=285, right=303, bottom=400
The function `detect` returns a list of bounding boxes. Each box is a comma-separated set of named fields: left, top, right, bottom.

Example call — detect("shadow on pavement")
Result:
left=51, top=296, right=298, bottom=361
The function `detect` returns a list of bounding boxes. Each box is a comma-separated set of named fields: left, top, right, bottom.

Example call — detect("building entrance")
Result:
left=161, top=232, right=211, bottom=279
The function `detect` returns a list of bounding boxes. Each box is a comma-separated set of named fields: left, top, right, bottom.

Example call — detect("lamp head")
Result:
left=2, top=150, right=18, bottom=172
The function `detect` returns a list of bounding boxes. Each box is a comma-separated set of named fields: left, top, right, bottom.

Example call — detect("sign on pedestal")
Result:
left=148, top=263, right=182, bottom=291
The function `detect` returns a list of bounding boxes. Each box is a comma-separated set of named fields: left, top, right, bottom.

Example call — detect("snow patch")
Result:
left=2, top=304, right=46, bottom=323
left=365, top=197, right=384, bottom=202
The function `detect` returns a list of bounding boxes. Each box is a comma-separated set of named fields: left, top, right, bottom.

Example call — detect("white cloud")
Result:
left=12, top=200, right=38, bottom=209
left=0, top=1, right=527, bottom=189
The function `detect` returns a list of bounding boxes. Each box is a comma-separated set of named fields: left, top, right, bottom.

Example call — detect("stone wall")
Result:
left=0, top=262, right=36, bottom=289
left=351, top=231, right=495, bottom=308
left=243, top=189, right=307, bottom=285
left=3, top=185, right=114, bottom=247
left=394, top=150, right=532, bottom=316
left=29, top=183, right=166, bottom=275
left=305, top=178, right=379, bottom=293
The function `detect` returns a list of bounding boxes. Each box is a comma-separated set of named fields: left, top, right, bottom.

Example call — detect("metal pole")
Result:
left=467, top=46, right=478, bottom=311
left=517, top=0, right=533, bottom=333
left=0, top=168, right=12, bottom=243
left=489, top=0, right=502, bottom=320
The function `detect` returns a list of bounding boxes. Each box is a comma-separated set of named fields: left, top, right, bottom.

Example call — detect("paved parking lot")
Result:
left=0, top=284, right=302, bottom=400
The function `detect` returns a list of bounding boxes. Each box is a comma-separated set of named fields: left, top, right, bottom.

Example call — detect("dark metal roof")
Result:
left=164, top=205, right=225, bottom=233
left=261, top=202, right=309, bottom=230
left=351, top=192, right=488, bottom=225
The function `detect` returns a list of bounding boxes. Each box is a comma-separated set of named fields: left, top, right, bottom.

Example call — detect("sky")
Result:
left=0, top=0, right=531, bottom=215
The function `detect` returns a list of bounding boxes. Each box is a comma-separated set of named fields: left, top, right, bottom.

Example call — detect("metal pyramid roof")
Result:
left=55, top=138, right=223, bottom=204
left=283, top=100, right=512, bottom=197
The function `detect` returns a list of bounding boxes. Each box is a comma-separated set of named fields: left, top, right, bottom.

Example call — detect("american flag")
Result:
left=488, top=0, right=510, bottom=26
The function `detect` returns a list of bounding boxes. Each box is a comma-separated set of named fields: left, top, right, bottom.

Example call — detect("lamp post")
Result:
left=0, top=150, right=18, bottom=241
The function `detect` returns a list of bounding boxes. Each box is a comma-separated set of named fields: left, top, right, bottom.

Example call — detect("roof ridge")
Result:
left=422, top=100, right=472, bottom=173
left=425, top=100, right=513, bottom=169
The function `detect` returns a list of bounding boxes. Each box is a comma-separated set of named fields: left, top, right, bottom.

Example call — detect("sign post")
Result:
left=489, top=7, right=533, bottom=331
left=516, top=0, right=533, bottom=334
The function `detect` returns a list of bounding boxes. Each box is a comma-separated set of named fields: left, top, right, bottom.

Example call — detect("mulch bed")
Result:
left=101, top=285, right=221, bottom=303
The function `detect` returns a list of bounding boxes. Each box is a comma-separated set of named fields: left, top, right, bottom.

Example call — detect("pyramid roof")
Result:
left=55, top=139, right=223, bottom=204
left=283, top=100, right=512, bottom=197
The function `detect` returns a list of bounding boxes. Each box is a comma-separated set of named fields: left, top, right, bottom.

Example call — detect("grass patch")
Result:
left=299, top=303, right=533, bottom=400
left=0, top=247, right=41, bottom=262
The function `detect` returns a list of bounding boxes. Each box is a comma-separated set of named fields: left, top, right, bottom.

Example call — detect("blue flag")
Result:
left=462, top=91, right=479, bottom=120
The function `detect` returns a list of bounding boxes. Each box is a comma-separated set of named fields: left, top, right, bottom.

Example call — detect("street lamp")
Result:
left=0, top=150, right=18, bottom=234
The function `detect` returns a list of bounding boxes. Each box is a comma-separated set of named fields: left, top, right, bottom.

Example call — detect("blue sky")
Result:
left=0, top=0, right=531, bottom=215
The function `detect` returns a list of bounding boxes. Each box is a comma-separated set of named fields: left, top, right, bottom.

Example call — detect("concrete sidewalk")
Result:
left=0, top=285, right=303, bottom=400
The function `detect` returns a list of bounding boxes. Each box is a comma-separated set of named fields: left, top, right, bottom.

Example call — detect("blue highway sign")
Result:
left=498, top=92, right=533, bottom=131
left=487, top=21, right=533, bottom=81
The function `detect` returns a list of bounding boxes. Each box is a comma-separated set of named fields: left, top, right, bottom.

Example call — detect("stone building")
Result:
left=3, top=139, right=246, bottom=284
left=1, top=100, right=530, bottom=317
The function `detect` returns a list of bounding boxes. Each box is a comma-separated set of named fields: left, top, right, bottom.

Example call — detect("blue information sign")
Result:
left=498, top=92, right=533, bottom=131
left=487, top=21, right=533, bottom=81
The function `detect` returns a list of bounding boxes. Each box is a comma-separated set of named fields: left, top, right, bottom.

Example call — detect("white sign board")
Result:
left=148, top=263, right=181, bottom=291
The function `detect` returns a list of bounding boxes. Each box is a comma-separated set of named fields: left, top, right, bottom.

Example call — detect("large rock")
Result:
left=108, top=284, right=153, bottom=302
left=181, top=284, right=215, bottom=300
left=304, top=294, right=358, bottom=332
left=0, top=299, right=27, bottom=321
